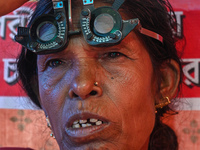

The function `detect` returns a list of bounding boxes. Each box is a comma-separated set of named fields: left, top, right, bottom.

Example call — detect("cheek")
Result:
left=38, top=67, right=73, bottom=103
left=107, top=65, right=156, bottom=148
left=38, top=73, right=70, bottom=143
left=115, top=87, right=155, bottom=148
left=37, top=70, right=71, bottom=117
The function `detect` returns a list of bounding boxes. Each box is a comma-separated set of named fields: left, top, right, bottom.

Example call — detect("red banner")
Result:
left=0, top=1, right=200, bottom=149
left=0, top=1, right=36, bottom=97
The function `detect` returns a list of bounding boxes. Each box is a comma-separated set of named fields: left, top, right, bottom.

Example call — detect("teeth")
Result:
left=82, top=123, right=92, bottom=128
left=72, top=124, right=80, bottom=128
left=73, top=120, right=79, bottom=125
left=96, top=121, right=103, bottom=126
left=87, top=123, right=92, bottom=127
left=90, top=118, right=98, bottom=123
left=79, top=119, right=87, bottom=124
left=71, top=119, right=104, bottom=128
left=81, top=124, right=87, bottom=128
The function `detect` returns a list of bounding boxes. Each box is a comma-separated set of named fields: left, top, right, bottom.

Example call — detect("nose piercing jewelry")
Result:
left=94, top=82, right=98, bottom=86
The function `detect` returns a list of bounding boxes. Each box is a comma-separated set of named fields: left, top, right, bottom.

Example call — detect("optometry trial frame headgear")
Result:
left=15, top=0, right=163, bottom=54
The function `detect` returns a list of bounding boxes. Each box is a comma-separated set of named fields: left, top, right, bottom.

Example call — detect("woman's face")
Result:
left=37, top=1, right=157, bottom=150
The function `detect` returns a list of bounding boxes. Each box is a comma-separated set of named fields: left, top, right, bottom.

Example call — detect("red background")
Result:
left=0, top=0, right=200, bottom=149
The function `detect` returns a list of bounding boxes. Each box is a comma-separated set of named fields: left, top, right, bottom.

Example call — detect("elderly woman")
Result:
left=8, top=0, right=183, bottom=149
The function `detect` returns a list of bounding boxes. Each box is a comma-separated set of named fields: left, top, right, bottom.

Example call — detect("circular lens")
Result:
left=94, top=13, right=114, bottom=34
left=37, top=21, right=57, bottom=42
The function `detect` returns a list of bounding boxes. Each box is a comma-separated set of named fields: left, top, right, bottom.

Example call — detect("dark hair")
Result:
left=17, top=0, right=183, bottom=149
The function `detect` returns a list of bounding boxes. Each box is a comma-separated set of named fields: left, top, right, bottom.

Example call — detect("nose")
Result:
left=68, top=62, right=103, bottom=100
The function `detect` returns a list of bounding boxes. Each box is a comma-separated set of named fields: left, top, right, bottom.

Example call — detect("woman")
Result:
left=15, top=0, right=182, bottom=149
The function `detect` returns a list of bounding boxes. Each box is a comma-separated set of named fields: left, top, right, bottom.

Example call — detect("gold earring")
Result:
left=46, top=116, right=55, bottom=139
left=155, top=97, right=171, bottom=109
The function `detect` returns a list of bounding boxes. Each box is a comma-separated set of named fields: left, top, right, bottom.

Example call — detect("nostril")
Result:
left=90, top=90, right=97, bottom=95
left=73, top=93, right=79, bottom=97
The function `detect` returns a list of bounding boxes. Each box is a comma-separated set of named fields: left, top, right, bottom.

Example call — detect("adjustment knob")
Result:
left=81, top=9, right=90, bottom=16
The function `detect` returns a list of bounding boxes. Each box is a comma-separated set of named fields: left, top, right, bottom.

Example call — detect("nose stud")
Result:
left=94, top=81, right=98, bottom=86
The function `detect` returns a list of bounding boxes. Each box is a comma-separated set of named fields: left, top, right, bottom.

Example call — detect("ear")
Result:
left=157, top=59, right=181, bottom=100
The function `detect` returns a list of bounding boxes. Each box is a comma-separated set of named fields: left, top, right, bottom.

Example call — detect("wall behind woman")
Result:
left=0, top=0, right=199, bottom=149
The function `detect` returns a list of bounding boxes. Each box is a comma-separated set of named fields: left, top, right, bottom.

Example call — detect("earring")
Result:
left=155, top=97, right=171, bottom=109
left=46, top=116, right=55, bottom=139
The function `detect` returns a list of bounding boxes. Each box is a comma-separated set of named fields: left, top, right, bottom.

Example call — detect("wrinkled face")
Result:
left=37, top=1, right=157, bottom=150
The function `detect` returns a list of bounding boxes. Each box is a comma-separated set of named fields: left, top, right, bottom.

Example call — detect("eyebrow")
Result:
left=90, top=42, right=135, bottom=55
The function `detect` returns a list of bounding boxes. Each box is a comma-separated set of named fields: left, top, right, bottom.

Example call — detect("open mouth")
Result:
left=72, top=118, right=105, bottom=128
left=65, top=113, right=109, bottom=140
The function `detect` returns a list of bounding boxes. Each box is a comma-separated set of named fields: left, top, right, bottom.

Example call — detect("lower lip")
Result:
left=65, top=123, right=108, bottom=139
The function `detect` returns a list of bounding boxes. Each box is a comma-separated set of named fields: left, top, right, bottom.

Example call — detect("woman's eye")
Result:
left=104, top=52, right=125, bottom=59
left=47, top=59, right=63, bottom=68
